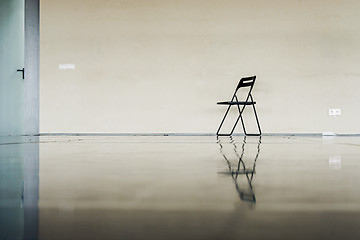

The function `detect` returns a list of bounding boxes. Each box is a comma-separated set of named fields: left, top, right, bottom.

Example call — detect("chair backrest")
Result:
left=236, top=76, right=256, bottom=90
left=233, top=76, right=256, bottom=101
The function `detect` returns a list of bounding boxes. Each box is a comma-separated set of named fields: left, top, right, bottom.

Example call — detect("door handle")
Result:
left=17, top=68, right=24, bottom=79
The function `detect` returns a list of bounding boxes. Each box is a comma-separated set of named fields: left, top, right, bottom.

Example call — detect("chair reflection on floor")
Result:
left=217, top=136, right=261, bottom=207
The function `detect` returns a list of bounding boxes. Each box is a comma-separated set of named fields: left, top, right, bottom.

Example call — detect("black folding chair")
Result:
left=216, top=76, right=261, bottom=136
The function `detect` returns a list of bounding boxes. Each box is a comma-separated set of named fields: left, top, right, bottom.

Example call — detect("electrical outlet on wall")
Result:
left=329, top=109, right=341, bottom=116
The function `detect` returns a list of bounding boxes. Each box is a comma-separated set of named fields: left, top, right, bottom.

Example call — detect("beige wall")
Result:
left=40, top=0, right=360, bottom=134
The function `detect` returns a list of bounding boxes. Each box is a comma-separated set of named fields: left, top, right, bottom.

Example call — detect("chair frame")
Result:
left=216, top=76, right=261, bottom=136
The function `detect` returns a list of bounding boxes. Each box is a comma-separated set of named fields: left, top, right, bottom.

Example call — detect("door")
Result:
left=0, top=0, right=25, bottom=135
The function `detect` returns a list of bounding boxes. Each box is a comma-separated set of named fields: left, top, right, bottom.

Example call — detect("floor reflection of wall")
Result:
left=24, top=138, right=39, bottom=240
left=0, top=137, right=39, bottom=240
left=0, top=138, right=24, bottom=240
left=37, top=136, right=360, bottom=240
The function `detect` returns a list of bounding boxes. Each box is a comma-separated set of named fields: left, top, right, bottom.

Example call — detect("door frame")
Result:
left=24, top=0, right=39, bottom=135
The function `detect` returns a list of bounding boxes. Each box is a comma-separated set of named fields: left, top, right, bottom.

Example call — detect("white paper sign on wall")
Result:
left=59, top=64, right=75, bottom=70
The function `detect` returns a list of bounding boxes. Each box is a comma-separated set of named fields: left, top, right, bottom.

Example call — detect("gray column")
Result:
left=24, top=0, right=40, bottom=135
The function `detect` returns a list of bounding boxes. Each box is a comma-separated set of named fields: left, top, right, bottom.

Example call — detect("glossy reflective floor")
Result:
left=1, top=136, right=360, bottom=240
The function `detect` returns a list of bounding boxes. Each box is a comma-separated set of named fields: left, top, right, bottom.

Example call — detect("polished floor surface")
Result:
left=1, top=135, right=360, bottom=240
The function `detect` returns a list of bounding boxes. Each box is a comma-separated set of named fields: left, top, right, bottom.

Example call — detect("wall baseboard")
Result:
left=2, top=133, right=360, bottom=137
left=38, top=133, right=360, bottom=137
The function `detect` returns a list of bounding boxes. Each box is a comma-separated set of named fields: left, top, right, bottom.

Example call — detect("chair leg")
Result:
left=239, top=113, right=247, bottom=135
left=217, top=103, right=262, bottom=136
left=252, top=104, right=262, bottom=136
left=235, top=104, right=261, bottom=136
left=216, top=105, right=232, bottom=136
left=230, top=105, right=246, bottom=135
left=246, top=94, right=261, bottom=136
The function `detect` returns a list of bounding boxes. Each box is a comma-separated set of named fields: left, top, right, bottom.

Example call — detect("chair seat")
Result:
left=217, top=101, right=256, bottom=105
